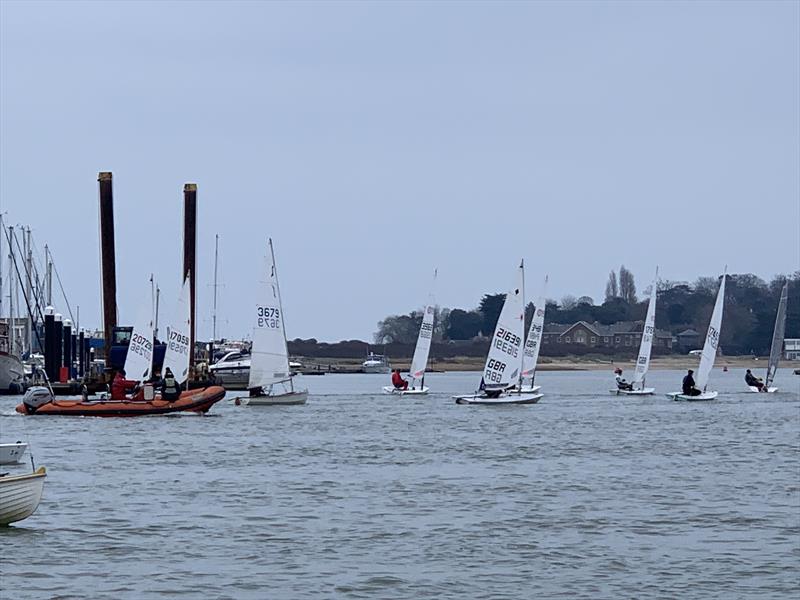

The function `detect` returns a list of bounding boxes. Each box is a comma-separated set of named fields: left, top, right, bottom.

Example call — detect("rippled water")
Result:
left=1, top=369, right=798, bottom=599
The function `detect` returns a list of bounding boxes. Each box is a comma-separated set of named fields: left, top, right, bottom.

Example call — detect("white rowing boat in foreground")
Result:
left=611, top=268, right=658, bottom=396
left=747, top=282, right=787, bottom=393
left=383, top=271, right=436, bottom=396
left=667, top=270, right=726, bottom=401
left=238, top=239, right=307, bottom=406
left=0, top=466, right=46, bottom=525
left=454, top=261, right=542, bottom=405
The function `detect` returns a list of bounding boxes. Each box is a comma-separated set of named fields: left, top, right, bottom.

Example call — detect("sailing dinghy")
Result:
left=515, top=276, right=547, bottom=395
left=611, top=268, right=658, bottom=396
left=123, top=281, right=156, bottom=382
left=383, top=272, right=436, bottom=395
left=667, top=271, right=726, bottom=401
left=747, top=282, right=787, bottom=393
left=453, top=261, right=542, bottom=405
left=162, top=274, right=192, bottom=386
left=238, top=239, right=307, bottom=406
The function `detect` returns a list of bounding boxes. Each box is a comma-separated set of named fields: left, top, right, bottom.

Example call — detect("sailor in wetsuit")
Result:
left=682, top=369, right=702, bottom=396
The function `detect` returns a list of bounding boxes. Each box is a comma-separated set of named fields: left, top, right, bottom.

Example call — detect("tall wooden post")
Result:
left=183, top=184, right=197, bottom=371
left=98, top=172, right=117, bottom=363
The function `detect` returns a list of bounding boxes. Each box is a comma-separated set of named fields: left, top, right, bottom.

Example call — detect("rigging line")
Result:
left=10, top=227, right=46, bottom=324
left=49, top=253, right=75, bottom=325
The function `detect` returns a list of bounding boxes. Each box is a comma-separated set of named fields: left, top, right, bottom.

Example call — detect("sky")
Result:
left=1, top=0, right=798, bottom=342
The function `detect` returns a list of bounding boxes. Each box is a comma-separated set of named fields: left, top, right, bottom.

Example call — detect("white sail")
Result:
left=248, top=240, right=291, bottom=390
left=123, top=284, right=155, bottom=381
left=162, top=274, right=191, bottom=384
left=695, top=272, right=726, bottom=391
left=521, top=276, right=547, bottom=382
left=765, top=282, right=788, bottom=388
left=408, top=274, right=436, bottom=385
left=632, top=268, right=658, bottom=386
left=481, top=262, right=525, bottom=390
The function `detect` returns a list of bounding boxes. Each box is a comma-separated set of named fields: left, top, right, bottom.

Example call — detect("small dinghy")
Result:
left=746, top=282, right=787, bottom=393
left=453, top=261, right=543, bottom=406
left=668, top=270, right=726, bottom=401
left=236, top=239, right=307, bottom=406
left=383, top=271, right=436, bottom=396
left=0, top=442, right=27, bottom=465
left=0, top=466, right=46, bottom=526
left=512, top=276, right=547, bottom=395
left=16, top=385, right=226, bottom=416
left=610, top=268, right=658, bottom=396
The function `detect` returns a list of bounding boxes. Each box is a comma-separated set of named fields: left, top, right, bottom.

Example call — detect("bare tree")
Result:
left=619, top=265, right=637, bottom=303
left=605, top=270, right=619, bottom=301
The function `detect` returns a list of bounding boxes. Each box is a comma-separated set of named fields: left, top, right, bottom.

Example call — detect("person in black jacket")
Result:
left=744, top=369, right=765, bottom=392
left=161, top=368, right=181, bottom=401
left=682, top=369, right=702, bottom=396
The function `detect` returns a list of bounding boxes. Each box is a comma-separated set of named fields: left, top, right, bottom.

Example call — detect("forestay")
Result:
left=765, top=282, right=788, bottom=388
left=123, top=285, right=155, bottom=381
left=632, top=268, right=658, bottom=385
left=409, top=275, right=436, bottom=385
left=482, top=263, right=525, bottom=390
left=248, top=240, right=291, bottom=390
left=695, top=272, right=726, bottom=391
left=162, top=274, right=192, bottom=384
left=521, top=276, right=547, bottom=382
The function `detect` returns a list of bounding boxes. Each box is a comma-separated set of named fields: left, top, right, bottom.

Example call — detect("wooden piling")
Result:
left=183, top=183, right=197, bottom=370
left=98, top=172, right=117, bottom=363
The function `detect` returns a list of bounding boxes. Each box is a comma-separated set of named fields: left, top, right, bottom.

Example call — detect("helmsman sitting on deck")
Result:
left=682, top=369, right=702, bottom=396
left=391, top=369, right=408, bottom=391
left=744, top=369, right=766, bottom=392
left=614, top=368, right=633, bottom=391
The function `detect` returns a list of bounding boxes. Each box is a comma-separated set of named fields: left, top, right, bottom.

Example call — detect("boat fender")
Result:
left=21, top=386, right=55, bottom=413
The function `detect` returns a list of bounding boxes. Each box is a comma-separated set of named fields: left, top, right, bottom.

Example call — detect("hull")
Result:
left=453, top=392, right=543, bottom=405
left=16, top=386, right=226, bottom=417
left=362, top=364, right=390, bottom=374
left=666, top=391, right=719, bottom=402
left=209, top=364, right=250, bottom=390
left=382, top=386, right=429, bottom=395
left=510, top=384, right=541, bottom=394
left=0, top=352, right=25, bottom=393
left=0, top=467, right=46, bottom=525
left=0, top=443, right=28, bottom=465
left=746, top=386, right=778, bottom=393
left=609, top=387, right=655, bottom=396
left=239, top=389, right=308, bottom=406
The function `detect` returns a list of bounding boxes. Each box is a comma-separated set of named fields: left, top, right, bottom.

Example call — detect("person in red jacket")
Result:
left=111, top=369, right=138, bottom=400
left=391, top=369, right=408, bottom=390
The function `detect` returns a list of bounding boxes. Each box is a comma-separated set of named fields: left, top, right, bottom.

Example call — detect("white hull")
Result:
left=666, top=391, right=719, bottom=401
left=0, top=467, right=46, bottom=525
left=511, top=384, right=541, bottom=394
left=0, top=443, right=28, bottom=465
left=362, top=364, right=390, bottom=374
left=240, top=389, right=308, bottom=406
left=746, top=386, right=778, bottom=393
left=609, top=387, right=655, bottom=396
left=453, top=392, right=543, bottom=405
left=382, top=386, right=429, bottom=395
left=0, top=352, right=25, bottom=392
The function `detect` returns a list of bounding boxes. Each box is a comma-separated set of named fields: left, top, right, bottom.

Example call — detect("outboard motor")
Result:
left=21, top=386, right=55, bottom=414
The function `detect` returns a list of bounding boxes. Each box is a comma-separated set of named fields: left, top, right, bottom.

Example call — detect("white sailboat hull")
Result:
left=453, top=392, right=543, bottom=405
left=382, top=386, right=429, bottom=395
left=0, top=443, right=28, bottom=465
left=240, top=389, right=308, bottom=406
left=746, top=386, right=778, bottom=393
left=609, top=387, right=655, bottom=396
left=510, top=384, right=541, bottom=394
left=0, top=352, right=25, bottom=393
left=666, top=391, right=719, bottom=401
left=0, top=467, right=46, bottom=525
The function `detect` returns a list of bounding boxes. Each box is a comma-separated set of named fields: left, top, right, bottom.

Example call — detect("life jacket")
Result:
left=391, top=371, right=403, bottom=387
left=164, top=375, right=178, bottom=394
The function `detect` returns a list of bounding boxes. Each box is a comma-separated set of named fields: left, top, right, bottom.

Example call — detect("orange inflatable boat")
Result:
left=16, top=385, right=226, bottom=417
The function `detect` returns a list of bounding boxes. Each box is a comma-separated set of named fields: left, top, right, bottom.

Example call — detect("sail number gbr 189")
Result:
left=256, top=305, right=281, bottom=329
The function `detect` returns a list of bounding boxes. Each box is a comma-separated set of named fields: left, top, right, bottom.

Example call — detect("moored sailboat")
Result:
left=453, top=261, right=542, bottom=405
left=238, top=239, right=307, bottom=406
left=667, top=270, right=727, bottom=401
left=383, top=271, right=436, bottom=395
left=611, top=268, right=658, bottom=396
left=747, top=282, right=788, bottom=393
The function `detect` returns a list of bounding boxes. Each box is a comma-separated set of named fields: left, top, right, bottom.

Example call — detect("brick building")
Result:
left=542, top=320, right=673, bottom=352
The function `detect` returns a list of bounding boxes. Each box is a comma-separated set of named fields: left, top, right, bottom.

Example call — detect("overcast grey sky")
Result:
left=1, top=0, right=798, bottom=342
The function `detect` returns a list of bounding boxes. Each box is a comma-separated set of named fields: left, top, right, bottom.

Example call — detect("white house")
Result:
left=785, top=339, right=800, bottom=360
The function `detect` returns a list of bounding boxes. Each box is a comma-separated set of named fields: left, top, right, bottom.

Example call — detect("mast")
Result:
left=24, top=227, right=32, bottom=353
left=154, top=285, right=160, bottom=341
left=45, top=245, right=52, bottom=306
left=0, top=215, right=4, bottom=321
left=269, top=238, right=292, bottom=392
left=212, top=234, right=219, bottom=343
left=518, top=258, right=525, bottom=393
left=8, top=226, right=15, bottom=357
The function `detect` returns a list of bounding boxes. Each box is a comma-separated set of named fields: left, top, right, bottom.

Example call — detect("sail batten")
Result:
left=696, top=272, right=726, bottom=391
left=765, top=283, right=788, bottom=388
left=481, top=263, right=525, bottom=390
left=632, top=268, right=658, bottom=386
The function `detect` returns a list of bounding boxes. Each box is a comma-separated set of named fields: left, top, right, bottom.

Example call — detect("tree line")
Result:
left=374, top=268, right=800, bottom=356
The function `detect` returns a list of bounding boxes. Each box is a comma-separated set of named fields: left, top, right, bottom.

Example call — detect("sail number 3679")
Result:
left=257, top=306, right=281, bottom=329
